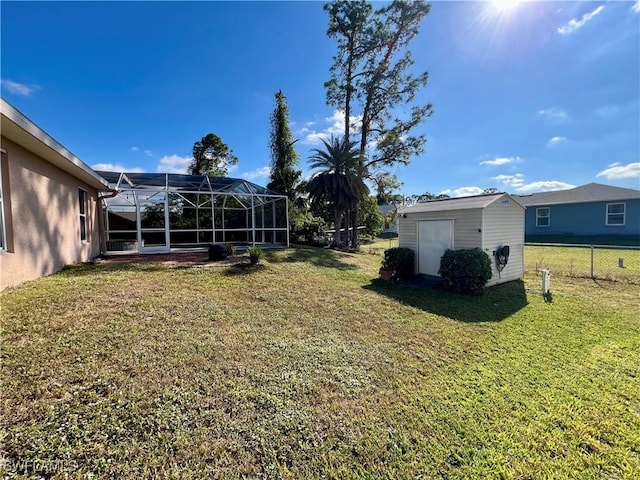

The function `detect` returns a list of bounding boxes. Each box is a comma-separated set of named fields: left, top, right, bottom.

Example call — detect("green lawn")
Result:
left=1, top=246, right=639, bottom=479
left=525, top=244, right=640, bottom=284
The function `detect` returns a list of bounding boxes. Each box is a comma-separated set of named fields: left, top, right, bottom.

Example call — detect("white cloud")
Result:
left=299, top=109, right=362, bottom=145
left=452, top=186, right=485, bottom=197
left=493, top=173, right=526, bottom=189
left=546, top=136, right=567, bottom=147
left=480, top=156, right=520, bottom=166
left=240, top=166, right=271, bottom=181
left=596, top=162, right=640, bottom=180
left=537, top=108, right=569, bottom=123
left=515, top=181, right=575, bottom=193
left=492, top=173, right=574, bottom=193
left=130, top=146, right=139, bottom=152
left=144, top=149, right=153, bottom=157
left=557, top=5, right=605, bottom=35
left=156, top=154, right=192, bottom=174
left=632, top=1, right=640, bottom=14
left=92, top=163, right=144, bottom=173
left=1, top=78, right=40, bottom=96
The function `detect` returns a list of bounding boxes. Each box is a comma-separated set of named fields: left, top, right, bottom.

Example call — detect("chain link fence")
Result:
left=525, top=243, right=640, bottom=284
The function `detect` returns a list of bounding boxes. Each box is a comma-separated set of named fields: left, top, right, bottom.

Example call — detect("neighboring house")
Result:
left=1, top=98, right=112, bottom=291
left=397, top=193, right=525, bottom=286
left=516, top=183, right=640, bottom=243
left=379, top=203, right=398, bottom=234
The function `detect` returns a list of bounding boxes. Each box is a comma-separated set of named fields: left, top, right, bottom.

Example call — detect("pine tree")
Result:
left=189, top=133, right=238, bottom=177
left=324, top=0, right=433, bottom=247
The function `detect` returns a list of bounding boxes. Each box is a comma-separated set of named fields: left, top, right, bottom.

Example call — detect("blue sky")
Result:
left=2, top=1, right=639, bottom=197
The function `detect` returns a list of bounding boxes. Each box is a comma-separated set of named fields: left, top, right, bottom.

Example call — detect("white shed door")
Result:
left=418, top=220, right=453, bottom=276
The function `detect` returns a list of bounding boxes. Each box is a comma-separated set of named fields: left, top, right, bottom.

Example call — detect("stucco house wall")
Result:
left=1, top=99, right=110, bottom=291
left=0, top=139, right=102, bottom=290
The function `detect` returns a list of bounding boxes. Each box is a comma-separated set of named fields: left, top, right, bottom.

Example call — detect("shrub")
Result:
left=247, top=246, right=264, bottom=266
left=359, top=195, right=384, bottom=238
left=438, top=248, right=492, bottom=295
left=289, top=206, right=327, bottom=245
left=381, top=248, right=415, bottom=280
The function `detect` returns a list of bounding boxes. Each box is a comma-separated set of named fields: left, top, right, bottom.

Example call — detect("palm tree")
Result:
left=307, top=135, right=368, bottom=247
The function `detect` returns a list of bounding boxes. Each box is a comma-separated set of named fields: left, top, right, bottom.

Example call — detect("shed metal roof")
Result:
left=516, top=183, right=640, bottom=206
left=398, top=193, right=523, bottom=214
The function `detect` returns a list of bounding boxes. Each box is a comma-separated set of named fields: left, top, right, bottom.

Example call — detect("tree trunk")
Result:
left=344, top=32, right=356, bottom=141
left=343, top=206, right=351, bottom=249
left=351, top=205, right=360, bottom=248
left=333, top=209, right=343, bottom=248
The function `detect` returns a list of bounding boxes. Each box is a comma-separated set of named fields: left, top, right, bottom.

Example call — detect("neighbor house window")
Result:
left=606, top=203, right=625, bottom=226
left=0, top=154, right=6, bottom=251
left=79, top=188, right=88, bottom=242
left=536, top=207, right=550, bottom=227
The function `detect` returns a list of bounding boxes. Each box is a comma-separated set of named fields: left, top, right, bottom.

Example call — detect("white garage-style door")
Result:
left=418, top=220, right=453, bottom=276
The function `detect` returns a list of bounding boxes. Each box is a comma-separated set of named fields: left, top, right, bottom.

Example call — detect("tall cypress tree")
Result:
left=267, top=90, right=302, bottom=200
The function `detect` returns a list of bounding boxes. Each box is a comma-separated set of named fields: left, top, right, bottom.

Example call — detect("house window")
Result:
left=0, top=154, right=6, bottom=251
left=606, top=203, right=625, bottom=226
left=79, top=188, right=88, bottom=242
left=536, top=207, right=550, bottom=227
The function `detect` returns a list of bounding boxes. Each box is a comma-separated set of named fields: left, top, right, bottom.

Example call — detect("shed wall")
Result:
left=0, top=138, right=101, bottom=291
left=482, top=199, right=525, bottom=286
left=398, top=208, right=483, bottom=274
left=398, top=197, right=525, bottom=285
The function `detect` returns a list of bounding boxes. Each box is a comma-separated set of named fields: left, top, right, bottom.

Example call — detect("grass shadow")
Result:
left=264, top=245, right=359, bottom=271
left=222, top=262, right=267, bottom=276
left=363, top=279, right=529, bottom=323
left=59, top=262, right=170, bottom=277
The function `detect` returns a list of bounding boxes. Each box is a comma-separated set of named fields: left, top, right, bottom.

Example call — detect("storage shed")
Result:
left=397, top=193, right=525, bottom=286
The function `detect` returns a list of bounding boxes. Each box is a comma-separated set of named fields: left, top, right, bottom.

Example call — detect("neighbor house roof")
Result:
left=516, top=183, right=640, bottom=207
left=398, top=193, right=524, bottom=214
left=1, top=98, right=111, bottom=190
left=379, top=203, right=398, bottom=216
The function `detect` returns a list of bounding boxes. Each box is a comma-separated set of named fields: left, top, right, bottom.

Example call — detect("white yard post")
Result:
left=542, top=269, right=550, bottom=295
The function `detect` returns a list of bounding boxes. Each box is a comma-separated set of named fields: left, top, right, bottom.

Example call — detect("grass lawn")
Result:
left=1, top=246, right=639, bottom=478
left=525, top=244, right=640, bottom=284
